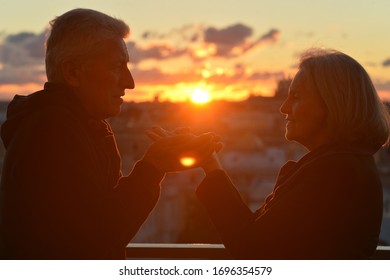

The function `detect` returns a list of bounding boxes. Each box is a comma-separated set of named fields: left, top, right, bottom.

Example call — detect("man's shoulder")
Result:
left=6, top=91, right=88, bottom=143
left=25, top=87, right=86, bottom=125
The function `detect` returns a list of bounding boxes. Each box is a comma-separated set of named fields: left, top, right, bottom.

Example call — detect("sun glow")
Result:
left=180, top=156, right=196, bottom=167
left=191, top=88, right=211, bottom=104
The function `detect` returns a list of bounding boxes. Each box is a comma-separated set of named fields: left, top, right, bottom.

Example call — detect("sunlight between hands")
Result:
left=143, top=127, right=222, bottom=173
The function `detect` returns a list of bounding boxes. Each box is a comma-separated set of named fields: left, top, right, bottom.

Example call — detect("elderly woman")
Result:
left=196, top=49, right=390, bottom=259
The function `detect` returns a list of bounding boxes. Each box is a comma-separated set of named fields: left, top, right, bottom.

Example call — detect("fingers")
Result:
left=146, top=130, right=162, bottom=141
left=144, top=128, right=223, bottom=172
left=193, top=133, right=223, bottom=154
left=146, top=126, right=220, bottom=144
left=214, top=142, right=223, bottom=153
left=172, top=127, right=191, bottom=135
left=151, top=126, right=192, bottom=137
left=152, top=126, right=172, bottom=137
left=143, top=134, right=222, bottom=173
left=146, top=126, right=173, bottom=141
left=148, top=131, right=223, bottom=154
left=168, top=133, right=217, bottom=153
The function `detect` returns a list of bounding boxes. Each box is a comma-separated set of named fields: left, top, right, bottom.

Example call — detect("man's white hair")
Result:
left=45, top=8, right=129, bottom=82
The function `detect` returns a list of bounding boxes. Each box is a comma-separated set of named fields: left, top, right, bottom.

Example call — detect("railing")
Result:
left=126, top=243, right=390, bottom=260
left=126, top=243, right=231, bottom=259
left=372, top=246, right=390, bottom=260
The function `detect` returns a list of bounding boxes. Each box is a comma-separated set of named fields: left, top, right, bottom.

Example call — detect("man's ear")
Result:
left=61, top=61, right=83, bottom=87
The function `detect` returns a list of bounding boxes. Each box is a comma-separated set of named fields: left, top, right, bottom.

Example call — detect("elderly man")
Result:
left=0, top=8, right=215, bottom=259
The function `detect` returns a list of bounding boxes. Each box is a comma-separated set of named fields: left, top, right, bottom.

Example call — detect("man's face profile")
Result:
left=75, top=38, right=135, bottom=119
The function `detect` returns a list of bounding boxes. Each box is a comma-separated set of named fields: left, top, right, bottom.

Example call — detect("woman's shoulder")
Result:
left=302, top=141, right=377, bottom=169
left=297, top=144, right=380, bottom=190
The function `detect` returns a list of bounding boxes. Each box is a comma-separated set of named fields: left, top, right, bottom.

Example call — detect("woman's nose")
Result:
left=280, top=97, right=291, bottom=115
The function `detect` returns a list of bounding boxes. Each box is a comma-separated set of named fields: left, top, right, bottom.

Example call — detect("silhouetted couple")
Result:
left=0, top=9, right=388, bottom=260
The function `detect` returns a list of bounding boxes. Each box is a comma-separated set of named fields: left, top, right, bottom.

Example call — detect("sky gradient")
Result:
left=1, top=0, right=390, bottom=102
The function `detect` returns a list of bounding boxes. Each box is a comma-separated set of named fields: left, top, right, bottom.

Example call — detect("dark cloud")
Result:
left=0, top=23, right=282, bottom=93
left=24, top=32, right=46, bottom=58
left=0, top=30, right=46, bottom=87
left=383, top=58, right=390, bottom=67
left=141, top=24, right=203, bottom=43
left=204, top=23, right=252, bottom=46
left=136, top=23, right=281, bottom=62
left=142, top=31, right=166, bottom=40
left=6, top=32, right=37, bottom=43
left=6, top=31, right=46, bottom=59
left=202, top=24, right=279, bottom=58
left=127, top=41, right=187, bottom=64
left=0, top=30, right=46, bottom=66
left=258, top=29, right=280, bottom=43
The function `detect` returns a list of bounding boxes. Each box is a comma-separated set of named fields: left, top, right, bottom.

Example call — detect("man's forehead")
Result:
left=97, top=38, right=129, bottom=60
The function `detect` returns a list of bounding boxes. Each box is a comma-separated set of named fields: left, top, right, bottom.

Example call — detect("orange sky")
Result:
left=1, top=0, right=390, bottom=102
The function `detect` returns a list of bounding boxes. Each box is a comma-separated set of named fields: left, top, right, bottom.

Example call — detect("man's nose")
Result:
left=122, top=68, right=135, bottom=89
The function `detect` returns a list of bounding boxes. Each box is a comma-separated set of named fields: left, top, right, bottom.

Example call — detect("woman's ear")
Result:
left=61, top=60, right=82, bottom=87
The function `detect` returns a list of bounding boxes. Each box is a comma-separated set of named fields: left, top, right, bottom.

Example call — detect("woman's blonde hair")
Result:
left=299, top=48, right=390, bottom=148
left=45, top=8, right=129, bottom=82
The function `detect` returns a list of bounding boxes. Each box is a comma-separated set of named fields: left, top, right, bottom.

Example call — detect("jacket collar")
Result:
left=260, top=141, right=379, bottom=213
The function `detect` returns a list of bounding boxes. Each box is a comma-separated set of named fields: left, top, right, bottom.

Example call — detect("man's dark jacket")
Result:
left=197, top=142, right=383, bottom=259
left=0, top=83, right=163, bottom=259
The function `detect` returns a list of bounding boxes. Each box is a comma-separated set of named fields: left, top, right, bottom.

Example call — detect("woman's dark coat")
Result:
left=197, top=142, right=383, bottom=259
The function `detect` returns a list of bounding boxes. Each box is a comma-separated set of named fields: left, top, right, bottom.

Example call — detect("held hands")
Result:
left=142, top=127, right=223, bottom=174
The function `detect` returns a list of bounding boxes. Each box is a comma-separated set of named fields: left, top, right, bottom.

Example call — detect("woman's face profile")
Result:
left=280, top=69, right=330, bottom=151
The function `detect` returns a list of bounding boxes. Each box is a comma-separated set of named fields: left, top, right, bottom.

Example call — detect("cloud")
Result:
left=1, top=23, right=280, bottom=68
left=197, top=24, right=280, bottom=59
left=133, top=23, right=281, bottom=62
left=0, top=23, right=283, bottom=101
left=141, top=24, right=204, bottom=44
left=0, top=30, right=46, bottom=86
left=383, top=58, right=390, bottom=67
left=127, top=41, right=187, bottom=64
left=204, top=23, right=252, bottom=46
left=0, top=31, right=46, bottom=66
left=131, top=62, right=286, bottom=87
left=0, top=64, right=46, bottom=84
left=375, top=80, right=390, bottom=91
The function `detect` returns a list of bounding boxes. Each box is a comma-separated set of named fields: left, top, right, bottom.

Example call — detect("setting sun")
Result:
left=191, top=88, right=211, bottom=104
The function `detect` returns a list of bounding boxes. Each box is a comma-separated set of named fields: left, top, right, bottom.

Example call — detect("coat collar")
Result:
left=43, top=82, right=114, bottom=139
left=260, top=141, right=379, bottom=214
